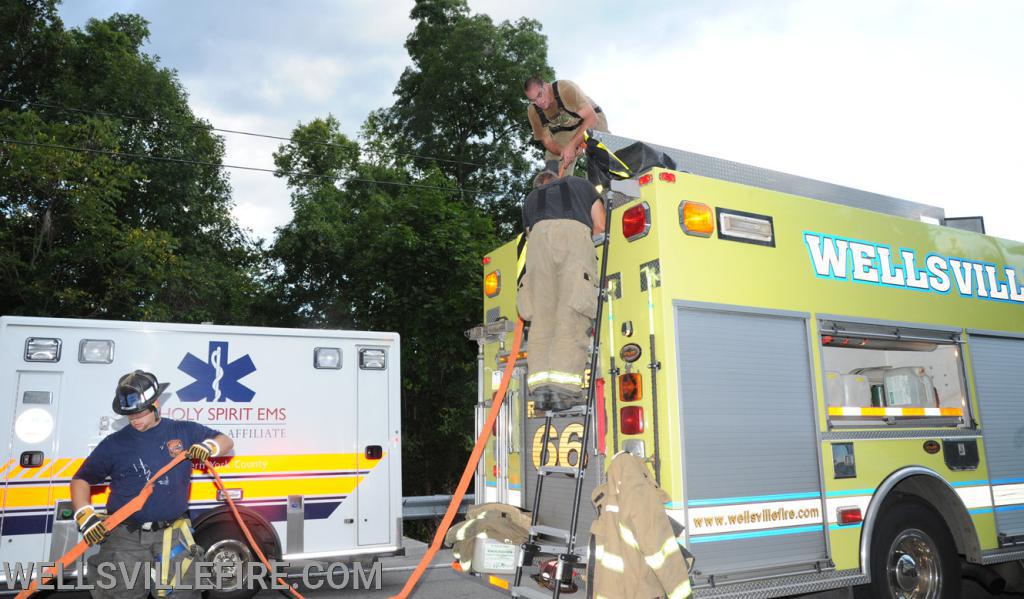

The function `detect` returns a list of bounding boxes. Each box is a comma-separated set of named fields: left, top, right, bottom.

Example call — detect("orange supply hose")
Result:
left=15, top=453, right=188, bottom=599
left=389, top=317, right=525, bottom=599
left=202, top=458, right=305, bottom=599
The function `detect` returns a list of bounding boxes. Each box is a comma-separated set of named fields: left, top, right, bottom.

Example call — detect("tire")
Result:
left=857, top=496, right=961, bottom=599
left=194, top=520, right=264, bottom=599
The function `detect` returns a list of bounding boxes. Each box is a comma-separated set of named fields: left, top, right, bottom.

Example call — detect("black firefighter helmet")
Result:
left=112, top=370, right=169, bottom=416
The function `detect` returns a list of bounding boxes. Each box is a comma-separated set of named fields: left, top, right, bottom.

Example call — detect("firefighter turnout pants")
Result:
left=86, top=518, right=200, bottom=599
left=545, top=111, right=609, bottom=176
left=517, top=219, right=598, bottom=397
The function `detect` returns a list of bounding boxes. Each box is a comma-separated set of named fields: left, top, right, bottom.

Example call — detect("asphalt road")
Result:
left=27, top=539, right=1022, bottom=598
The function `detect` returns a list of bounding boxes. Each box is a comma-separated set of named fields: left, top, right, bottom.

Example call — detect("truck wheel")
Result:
left=858, top=497, right=960, bottom=599
left=195, top=521, right=261, bottom=599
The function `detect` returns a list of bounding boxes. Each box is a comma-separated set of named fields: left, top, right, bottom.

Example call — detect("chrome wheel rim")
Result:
left=886, top=528, right=942, bottom=599
left=205, top=538, right=253, bottom=586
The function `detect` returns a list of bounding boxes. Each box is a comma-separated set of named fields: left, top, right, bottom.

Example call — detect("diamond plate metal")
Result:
left=981, top=547, right=1024, bottom=565
left=822, top=429, right=981, bottom=441
left=592, top=132, right=945, bottom=223
left=693, top=569, right=867, bottom=599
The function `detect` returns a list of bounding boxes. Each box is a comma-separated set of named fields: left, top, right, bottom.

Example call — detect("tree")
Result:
left=366, top=0, right=554, bottom=234
left=272, top=117, right=497, bottom=494
left=0, top=3, right=265, bottom=323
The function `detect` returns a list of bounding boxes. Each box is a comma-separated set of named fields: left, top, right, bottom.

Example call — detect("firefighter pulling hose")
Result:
left=15, top=371, right=304, bottom=599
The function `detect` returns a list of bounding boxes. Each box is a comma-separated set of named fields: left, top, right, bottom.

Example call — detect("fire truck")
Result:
left=473, top=132, right=1024, bottom=598
left=0, top=317, right=402, bottom=597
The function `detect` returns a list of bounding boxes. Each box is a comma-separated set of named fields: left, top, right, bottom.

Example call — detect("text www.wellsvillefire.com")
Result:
left=691, top=506, right=821, bottom=529
left=2, top=561, right=381, bottom=591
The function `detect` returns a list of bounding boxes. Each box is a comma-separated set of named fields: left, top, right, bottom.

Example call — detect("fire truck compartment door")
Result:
left=356, top=347, right=392, bottom=546
left=676, top=305, right=827, bottom=578
left=2, top=371, right=63, bottom=563
left=968, top=334, right=1024, bottom=542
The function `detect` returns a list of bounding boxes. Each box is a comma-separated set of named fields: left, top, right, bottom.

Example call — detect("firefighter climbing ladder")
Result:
left=511, top=182, right=619, bottom=599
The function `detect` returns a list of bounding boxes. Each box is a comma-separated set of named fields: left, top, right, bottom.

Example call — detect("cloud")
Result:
left=563, top=0, right=1024, bottom=240
left=57, top=0, right=1024, bottom=242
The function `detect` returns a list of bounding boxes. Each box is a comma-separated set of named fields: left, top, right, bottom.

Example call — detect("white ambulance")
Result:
left=0, top=316, right=402, bottom=596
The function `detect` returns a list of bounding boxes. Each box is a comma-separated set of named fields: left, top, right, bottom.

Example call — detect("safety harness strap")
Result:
left=157, top=518, right=197, bottom=598
left=534, top=81, right=602, bottom=134
left=557, top=180, right=572, bottom=216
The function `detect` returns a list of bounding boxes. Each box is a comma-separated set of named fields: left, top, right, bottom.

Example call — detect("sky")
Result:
left=57, top=0, right=1024, bottom=243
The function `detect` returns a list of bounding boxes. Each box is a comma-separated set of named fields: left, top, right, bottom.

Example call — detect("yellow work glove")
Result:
left=187, top=439, right=220, bottom=462
left=74, top=505, right=108, bottom=545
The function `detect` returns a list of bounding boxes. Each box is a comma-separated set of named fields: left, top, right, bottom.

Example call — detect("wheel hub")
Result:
left=886, top=529, right=941, bottom=599
left=205, top=538, right=253, bottom=585
left=895, top=554, right=920, bottom=591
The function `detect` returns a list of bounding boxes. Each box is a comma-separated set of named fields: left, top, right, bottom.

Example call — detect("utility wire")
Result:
left=0, top=97, right=535, bottom=175
left=0, top=137, right=507, bottom=197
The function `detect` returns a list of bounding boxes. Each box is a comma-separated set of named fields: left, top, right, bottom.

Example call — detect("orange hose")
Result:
left=389, top=318, right=525, bottom=599
left=203, top=458, right=305, bottom=599
left=18, top=450, right=308, bottom=599
left=15, top=453, right=188, bottom=599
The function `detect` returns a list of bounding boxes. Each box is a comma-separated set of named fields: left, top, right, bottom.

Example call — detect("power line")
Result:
left=0, top=137, right=506, bottom=197
left=0, top=97, right=536, bottom=175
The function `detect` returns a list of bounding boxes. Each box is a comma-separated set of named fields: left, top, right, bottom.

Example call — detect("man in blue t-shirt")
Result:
left=71, top=370, right=233, bottom=599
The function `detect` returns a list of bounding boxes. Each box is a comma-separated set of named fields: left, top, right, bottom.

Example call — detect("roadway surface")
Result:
left=260, top=538, right=1022, bottom=598
left=33, top=538, right=1022, bottom=598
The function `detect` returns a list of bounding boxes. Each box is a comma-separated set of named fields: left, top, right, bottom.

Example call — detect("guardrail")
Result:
left=402, top=494, right=474, bottom=520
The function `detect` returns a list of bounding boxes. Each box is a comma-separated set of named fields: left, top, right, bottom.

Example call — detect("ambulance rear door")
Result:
left=1, top=323, right=66, bottom=566
left=356, top=342, right=401, bottom=547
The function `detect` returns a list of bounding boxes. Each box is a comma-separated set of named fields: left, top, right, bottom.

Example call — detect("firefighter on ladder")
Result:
left=591, top=452, right=693, bottom=599
left=518, top=169, right=606, bottom=411
left=70, top=370, right=234, bottom=599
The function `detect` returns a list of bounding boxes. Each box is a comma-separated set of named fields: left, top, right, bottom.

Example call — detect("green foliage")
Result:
left=271, top=117, right=497, bottom=493
left=0, top=3, right=264, bottom=323
left=367, top=0, right=554, bottom=235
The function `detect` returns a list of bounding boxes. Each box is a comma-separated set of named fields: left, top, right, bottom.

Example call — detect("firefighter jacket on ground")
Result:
left=444, top=503, right=531, bottom=572
left=518, top=177, right=601, bottom=397
left=590, top=452, right=693, bottom=599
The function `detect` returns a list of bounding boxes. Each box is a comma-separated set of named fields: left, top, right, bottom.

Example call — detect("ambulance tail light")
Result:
left=25, top=338, right=61, bottom=362
left=484, top=270, right=501, bottom=297
left=837, top=506, right=863, bottom=526
left=679, top=201, right=714, bottom=237
left=621, top=203, right=651, bottom=241
left=620, top=406, right=645, bottom=435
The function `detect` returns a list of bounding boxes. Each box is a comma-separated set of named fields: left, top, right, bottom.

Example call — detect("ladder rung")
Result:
left=538, top=465, right=579, bottom=477
left=537, top=543, right=570, bottom=555
left=531, top=524, right=570, bottom=542
left=511, top=585, right=553, bottom=599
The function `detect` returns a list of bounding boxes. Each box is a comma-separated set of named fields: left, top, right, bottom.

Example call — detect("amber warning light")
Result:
left=680, top=201, right=714, bottom=237
left=484, top=271, right=500, bottom=297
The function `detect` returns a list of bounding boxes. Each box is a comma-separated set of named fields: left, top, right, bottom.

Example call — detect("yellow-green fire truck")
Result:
left=471, top=132, right=1024, bottom=598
